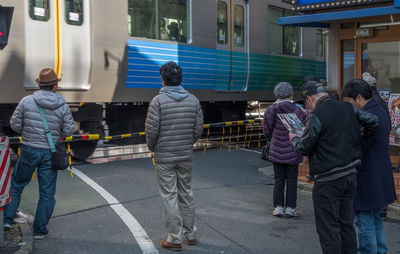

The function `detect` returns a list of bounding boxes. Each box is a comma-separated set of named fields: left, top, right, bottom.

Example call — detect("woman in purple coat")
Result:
left=263, top=82, right=306, bottom=217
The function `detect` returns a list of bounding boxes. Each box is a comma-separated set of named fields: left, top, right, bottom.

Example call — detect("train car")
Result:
left=0, top=0, right=325, bottom=159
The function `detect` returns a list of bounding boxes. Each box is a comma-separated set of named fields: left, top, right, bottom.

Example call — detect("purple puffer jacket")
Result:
left=263, top=100, right=306, bottom=165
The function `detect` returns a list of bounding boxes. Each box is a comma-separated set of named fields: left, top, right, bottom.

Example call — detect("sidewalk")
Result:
left=1, top=211, right=33, bottom=254
left=2, top=150, right=400, bottom=254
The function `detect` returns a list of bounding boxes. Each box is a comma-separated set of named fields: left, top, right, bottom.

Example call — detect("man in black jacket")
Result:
left=289, top=81, right=379, bottom=254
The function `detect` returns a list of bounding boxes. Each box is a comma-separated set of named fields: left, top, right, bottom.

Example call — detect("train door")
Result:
left=24, top=0, right=55, bottom=88
left=24, top=0, right=91, bottom=90
left=216, top=0, right=248, bottom=91
left=59, top=0, right=91, bottom=90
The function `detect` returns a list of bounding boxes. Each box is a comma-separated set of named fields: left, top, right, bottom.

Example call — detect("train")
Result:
left=0, top=0, right=325, bottom=159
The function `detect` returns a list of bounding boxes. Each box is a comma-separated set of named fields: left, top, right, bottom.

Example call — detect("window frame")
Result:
left=64, top=0, right=84, bottom=26
left=127, top=0, right=192, bottom=44
left=267, top=5, right=302, bottom=57
left=233, top=4, right=244, bottom=47
left=217, top=1, right=228, bottom=45
left=29, top=0, right=50, bottom=22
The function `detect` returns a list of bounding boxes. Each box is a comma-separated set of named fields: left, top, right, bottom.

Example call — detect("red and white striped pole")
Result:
left=0, top=136, right=11, bottom=248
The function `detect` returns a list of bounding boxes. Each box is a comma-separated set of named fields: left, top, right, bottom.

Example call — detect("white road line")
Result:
left=239, top=148, right=261, bottom=154
left=72, top=167, right=158, bottom=254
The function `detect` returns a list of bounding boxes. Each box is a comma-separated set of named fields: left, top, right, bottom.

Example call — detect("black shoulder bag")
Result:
left=37, top=105, right=68, bottom=170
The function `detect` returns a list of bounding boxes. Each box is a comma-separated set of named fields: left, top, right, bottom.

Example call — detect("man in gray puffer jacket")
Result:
left=4, top=68, right=75, bottom=239
left=145, top=61, right=203, bottom=251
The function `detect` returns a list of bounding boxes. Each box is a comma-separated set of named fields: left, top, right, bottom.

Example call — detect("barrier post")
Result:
left=0, top=136, right=12, bottom=248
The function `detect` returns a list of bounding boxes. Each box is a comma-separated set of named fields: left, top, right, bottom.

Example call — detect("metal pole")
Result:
left=0, top=209, right=4, bottom=248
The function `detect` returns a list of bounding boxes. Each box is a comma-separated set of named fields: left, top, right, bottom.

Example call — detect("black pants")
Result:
left=312, top=173, right=357, bottom=254
left=273, top=163, right=298, bottom=208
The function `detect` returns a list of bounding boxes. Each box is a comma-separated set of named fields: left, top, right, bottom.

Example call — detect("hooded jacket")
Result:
left=10, top=90, right=75, bottom=149
left=145, top=86, right=204, bottom=163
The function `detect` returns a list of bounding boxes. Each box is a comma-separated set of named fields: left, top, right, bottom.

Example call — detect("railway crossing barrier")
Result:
left=8, top=118, right=267, bottom=177
left=0, top=136, right=11, bottom=247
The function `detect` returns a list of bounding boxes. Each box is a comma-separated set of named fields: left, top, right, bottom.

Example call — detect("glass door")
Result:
left=361, top=41, right=400, bottom=93
left=215, top=0, right=248, bottom=91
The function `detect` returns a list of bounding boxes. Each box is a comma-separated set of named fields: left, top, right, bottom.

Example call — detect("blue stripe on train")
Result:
left=125, top=39, right=326, bottom=90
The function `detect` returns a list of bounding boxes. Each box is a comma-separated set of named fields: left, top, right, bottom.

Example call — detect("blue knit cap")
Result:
left=274, top=82, right=293, bottom=99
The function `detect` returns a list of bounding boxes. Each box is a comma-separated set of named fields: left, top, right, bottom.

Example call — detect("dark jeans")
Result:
left=313, top=173, right=357, bottom=254
left=273, top=163, right=298, bottom=208
left=4, top=145, right=57, bottom=235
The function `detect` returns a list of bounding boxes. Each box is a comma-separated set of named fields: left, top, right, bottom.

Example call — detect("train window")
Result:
left=29, top=0, right=50, bottom=21
left=316, top=28, right=323, bottom=57
left=283, top=10, right=301, bottom=56
left=268, top=6, right=283, bottom=54
left=267, top=6, right=301, bottom=56
left=217, top=1, right=228, bottom=45
left=234, top=5, right=244, bottom=47
left=128, top=0, right=189, bottom=43
left=65, top=0, right=83, bottom=26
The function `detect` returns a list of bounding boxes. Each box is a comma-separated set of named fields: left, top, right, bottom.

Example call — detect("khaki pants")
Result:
left=155, top=162, right=197, bottom=244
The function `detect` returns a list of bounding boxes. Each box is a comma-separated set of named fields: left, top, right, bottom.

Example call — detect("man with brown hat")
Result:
left=3, top=68, right=75, bottom=239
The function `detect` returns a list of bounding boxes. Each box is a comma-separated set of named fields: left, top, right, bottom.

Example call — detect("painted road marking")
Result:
left=239, top=148, right=261, bottom=154
left=72, top=167, right=158, bottom=254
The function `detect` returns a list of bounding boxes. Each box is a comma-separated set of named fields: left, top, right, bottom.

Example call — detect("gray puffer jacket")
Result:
left=10, top=90, right=75, bottom=149
left=145, top=86, right=204, bottom=163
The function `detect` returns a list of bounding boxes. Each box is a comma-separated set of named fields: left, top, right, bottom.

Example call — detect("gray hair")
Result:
left=274, top=82, right=293, bottom=99
left=362, top=72, right=377, bottom=87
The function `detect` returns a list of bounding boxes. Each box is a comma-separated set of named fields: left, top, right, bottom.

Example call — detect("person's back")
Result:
left=11, top=89, right=75, bottom=149
left=145, top=61, right=203, bottom=251
left=147, top=91, right=203, bottom=163
left=263, top=82, right=306, bottom=217
left=4, top=68, right=75, bottom=239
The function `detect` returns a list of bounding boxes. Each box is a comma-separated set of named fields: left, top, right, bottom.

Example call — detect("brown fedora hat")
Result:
left=35, top=68, right=62, bottom=86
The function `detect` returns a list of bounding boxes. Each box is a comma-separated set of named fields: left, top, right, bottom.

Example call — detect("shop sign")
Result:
left=290, top=0, right=392, bottom=12
left=378, top=89, right=391, bottom=105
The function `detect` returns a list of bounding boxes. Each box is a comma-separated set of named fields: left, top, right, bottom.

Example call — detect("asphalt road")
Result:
left=17, top=149, right=400, bottom=254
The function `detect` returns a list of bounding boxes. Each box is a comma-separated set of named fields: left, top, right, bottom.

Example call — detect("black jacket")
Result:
left=354, top=99, right=397, bottom=211
left=292, top=96, right=379, bottom=181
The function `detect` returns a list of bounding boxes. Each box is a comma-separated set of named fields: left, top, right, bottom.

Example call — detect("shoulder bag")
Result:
left=37, top=105, right=68, bottom=170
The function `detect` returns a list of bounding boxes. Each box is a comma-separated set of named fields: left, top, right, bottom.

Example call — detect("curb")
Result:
left=298, top=181, right=400, bottom=223
left=15, top=222, right=33, bottom=254
left=14, top=211, right=34, bottom=254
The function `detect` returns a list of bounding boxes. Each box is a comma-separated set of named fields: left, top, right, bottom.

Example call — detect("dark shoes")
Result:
left=160, top=240, right=182, bottom=251
left=33, top=231, right=51, bottom=240
left=184, top=236, right=197, bottom=245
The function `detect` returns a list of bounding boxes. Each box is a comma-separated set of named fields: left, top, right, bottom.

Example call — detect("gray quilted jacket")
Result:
left=145, top=86, right=204, bottom=163
left=10, top=90, right=75, bottom=149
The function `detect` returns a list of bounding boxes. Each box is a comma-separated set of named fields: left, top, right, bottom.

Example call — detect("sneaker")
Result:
left=273, top=206, right=284, bottom=217
left=33, top=231, right=51, bottom=240
left=4, top=223, right=11, bottom=232
left=160, top=240, right=182, bottom=251
left=184, top=236, right=197, bottom=245
left=285, top=207, right=298, bottom=217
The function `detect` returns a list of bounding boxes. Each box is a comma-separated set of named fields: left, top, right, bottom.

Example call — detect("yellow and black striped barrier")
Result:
left=9, top=118, right=266, bottom=178
left=9, top=119, right=264, bottom=144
